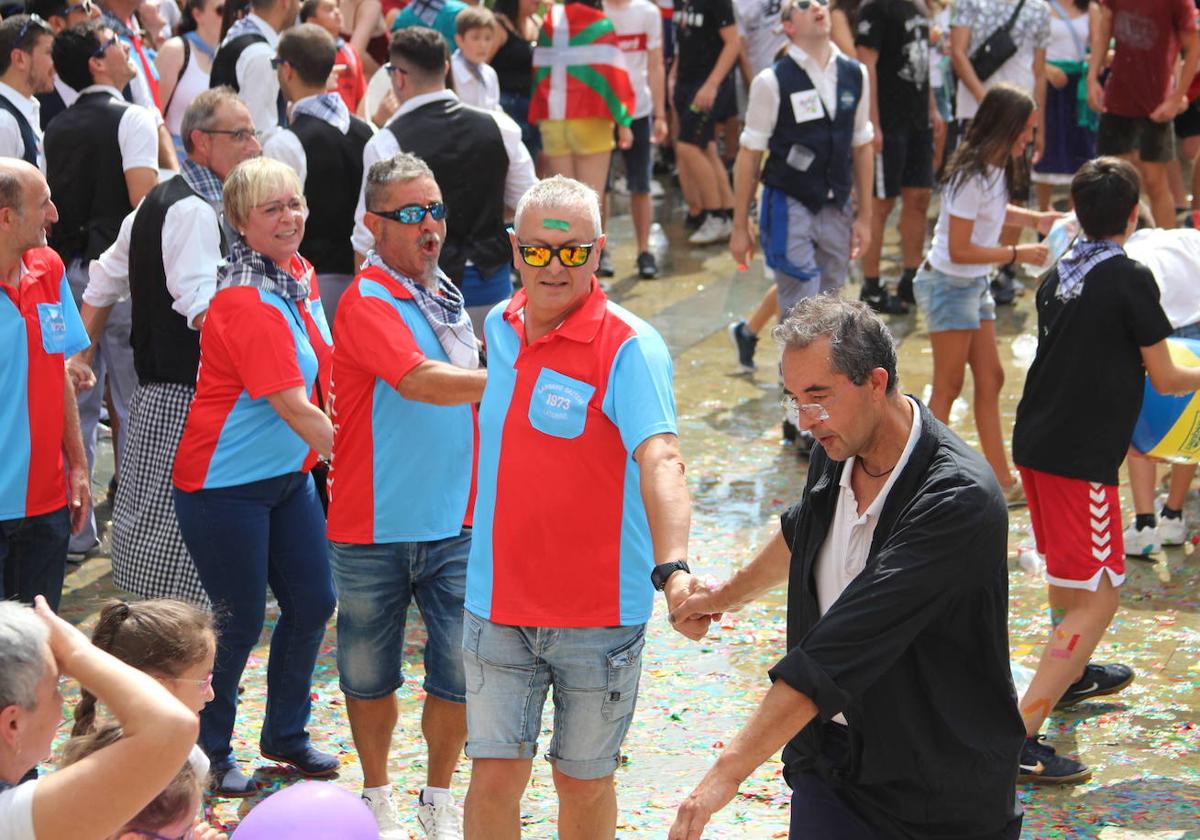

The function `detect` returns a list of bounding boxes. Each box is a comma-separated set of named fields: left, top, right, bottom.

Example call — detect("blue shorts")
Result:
left=460, top=262, right=513, bottom=310
left=462, top=612, right=645, bottom=780
left=617, top=115, right=653, bottom=194
left=329, top=530, right=470, bottom=702
left=913, top=267, right=995, bottom=332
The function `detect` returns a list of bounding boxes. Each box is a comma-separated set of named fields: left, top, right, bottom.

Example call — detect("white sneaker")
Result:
left=362, top=791, right=406, bottom=840
left=688, top=214, right=730, bottom=245
left=1123, top=522, right=1160, bottom=556
left=417, top=794, right=463, bottom=840
left=1158, top=514, right=1186, bottom=546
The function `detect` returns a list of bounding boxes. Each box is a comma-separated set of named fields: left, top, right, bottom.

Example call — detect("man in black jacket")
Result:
left=667, top=295, right=1024, bottom=840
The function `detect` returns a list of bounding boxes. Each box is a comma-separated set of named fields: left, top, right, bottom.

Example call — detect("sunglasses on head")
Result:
left=370, top=202, right=447, bottom=224
left=91, top=35, right=119, bottom=58
left=516, top=242, right=595, bottom=268
left=15, top=14, right=50, bottom=46
left=62, top=0, right=94, bottom=15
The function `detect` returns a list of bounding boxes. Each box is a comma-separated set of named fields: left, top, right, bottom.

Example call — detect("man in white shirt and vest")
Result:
left=0, top=15, right=56, bottom=172
left=210, top=0, right=299, bottom=143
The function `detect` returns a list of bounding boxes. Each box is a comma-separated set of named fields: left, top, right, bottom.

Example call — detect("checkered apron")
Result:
left=110, top=382, right=210, bottom=608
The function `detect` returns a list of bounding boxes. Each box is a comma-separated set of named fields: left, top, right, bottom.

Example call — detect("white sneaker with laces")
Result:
left=1123, top=522, right=1160, bottom=556
left=417, top=793, right=464, bottom=840
left=688, top=214, right=729, bottom=245
left=1158, top=514, right=1186, bottom=546
left=362, top=791, right=406, bottom=840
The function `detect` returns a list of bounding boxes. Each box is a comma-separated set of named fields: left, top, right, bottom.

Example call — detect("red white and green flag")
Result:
left=530, top=2, right=635, bottom=126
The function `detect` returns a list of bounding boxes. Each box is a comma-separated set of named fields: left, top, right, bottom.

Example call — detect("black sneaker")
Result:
left=990, top=266, right=1017, bottom=305
left=860, top=285, right=909, bottom=315
left=728, top=320, right=758, bottom=371
left=637, top=250, right=658, bottom=279
left=897, top=274, right=916, bottom=305
left=1056, top=663, right=1135, bottom=708
left=597, top=249, right=615, bottom=277
left=1018, top=736, right=1091, bottom=785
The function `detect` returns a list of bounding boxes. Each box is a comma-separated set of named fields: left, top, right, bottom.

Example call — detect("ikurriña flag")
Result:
left=530, top=2, right=636, bottom=126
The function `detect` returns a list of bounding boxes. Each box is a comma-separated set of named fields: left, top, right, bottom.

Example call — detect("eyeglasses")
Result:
left=383, top=63, right=408, bottom=75
left=16, top=14, right=50, bottom=46
left=515, top=242, right=595, bottom=268
left=172, top=672, right=214, bottom=691
left=786, top=0, right=828, bottom=14
left=128, top=827, right=194, bottom=840
left=91, top=35, right=119, bottom=59
left=781, top=395, right=829, bottom=427
left=254, top=197, right=307, bottom=218
left=370, top=202, right=447, bottom=224
left=62, top=0, right=94, bottom=16
left=199, top=127, right=262, bottom=143
left=270, top=55, right=288, bottom=69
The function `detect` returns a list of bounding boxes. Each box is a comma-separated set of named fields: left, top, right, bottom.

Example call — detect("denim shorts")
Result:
left=462, top=611, right=645, bottom=780
left=914, top=267, right=995, bottom=332
left=329, top=530, right=470, bottom=702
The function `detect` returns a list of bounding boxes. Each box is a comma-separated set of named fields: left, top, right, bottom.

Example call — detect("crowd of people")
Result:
left=2, top=0, right=1200, bottom=838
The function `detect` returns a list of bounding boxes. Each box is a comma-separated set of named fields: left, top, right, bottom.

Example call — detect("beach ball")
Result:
left=1132, top=337, right=1200, bottom=463
left=230, top=781, right=379, bottom=840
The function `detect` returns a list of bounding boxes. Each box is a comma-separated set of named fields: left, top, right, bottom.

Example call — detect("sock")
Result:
left=862, top=275, right=882, bottom=292
left=717, top=208, right=733, bottom=220
left=362, top=784, right=392, bottom=803
left=1135, top=513, right=1157, bottom=530
left=421, top=786, right=452, bottom=805
left=1161, top=505, right=1183, bottom=520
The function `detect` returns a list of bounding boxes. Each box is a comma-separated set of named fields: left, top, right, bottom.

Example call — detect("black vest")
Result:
left=128, top=175, right=227, bottom=385
left=387, top=98, right=510, bottom=281
left=45, top=91, right=135, bottom=260
left=761, top=55, right=862, bottom=213
left=290, top=113, right=372, bottom=274
left=0, top=93, right=38, bottom=166
left=35, top=88, right=67, bottom=131
left=210, top=32, right=288, bottom=127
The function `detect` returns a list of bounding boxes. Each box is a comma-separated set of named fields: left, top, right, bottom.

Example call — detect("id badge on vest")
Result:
left=790, top=90, right=823, bottom=125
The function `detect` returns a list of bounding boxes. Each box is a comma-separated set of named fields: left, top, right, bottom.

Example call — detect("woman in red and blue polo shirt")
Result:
left=171, top=158, right=337, bottom=797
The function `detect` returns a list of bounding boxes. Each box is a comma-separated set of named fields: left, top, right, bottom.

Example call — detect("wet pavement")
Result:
left=56, top=188, right=1199, bottom=838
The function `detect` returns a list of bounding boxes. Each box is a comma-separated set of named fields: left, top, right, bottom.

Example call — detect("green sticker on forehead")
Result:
left=543, top=218, right=571, bottom=231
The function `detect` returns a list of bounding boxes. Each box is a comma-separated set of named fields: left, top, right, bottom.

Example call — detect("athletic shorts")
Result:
left=1018, top=466, right=1126, bottom=591
left=616, top=115, right=653, bottom=194
left=1097, top=113, right=1176, bottom=163
left=874, top=126, right=935, bottom=198
left=674, top=76, right=736, bottom=147
left=540, top=117, right=616, bottom=157
left=1176, top=97, right=1200, bottom=138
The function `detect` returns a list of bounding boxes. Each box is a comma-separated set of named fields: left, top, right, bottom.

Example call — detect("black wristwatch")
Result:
left=651, top=559, right=691, bottom=591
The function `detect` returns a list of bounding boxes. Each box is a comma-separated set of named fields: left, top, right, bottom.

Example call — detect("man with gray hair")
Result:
left=327, top=152, right=485, bottom=839
left=0, top=596, right=199, bottom=840
left=462, top=175, right=696, bottom=840
left=668, top=295, right=1024, bottom=839
left=75, top=87, right=261, bottom=609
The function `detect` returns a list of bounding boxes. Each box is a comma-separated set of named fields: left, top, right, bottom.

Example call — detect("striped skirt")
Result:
left=110, top=382, right=210, bottom=608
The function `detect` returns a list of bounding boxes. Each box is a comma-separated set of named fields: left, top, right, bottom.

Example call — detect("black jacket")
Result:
left=769, top=399, right=1024, bottom=840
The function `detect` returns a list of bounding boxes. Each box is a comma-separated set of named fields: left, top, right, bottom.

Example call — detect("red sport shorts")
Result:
left=1018, top=467, right=1126, bottom=591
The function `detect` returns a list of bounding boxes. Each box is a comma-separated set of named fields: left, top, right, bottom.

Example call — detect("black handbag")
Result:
left=969, top=0, right=1028, bottom=83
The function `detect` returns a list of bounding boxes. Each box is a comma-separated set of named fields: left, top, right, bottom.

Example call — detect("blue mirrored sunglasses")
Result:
left=371, top=202, right=447, bottom=224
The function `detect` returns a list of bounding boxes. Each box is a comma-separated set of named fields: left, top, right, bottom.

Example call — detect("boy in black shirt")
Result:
left=671, top=0, right=739, bottom=244
left=1012, top=157, right=1200, bottom=784
left=854, top=0, right=939, bottom=313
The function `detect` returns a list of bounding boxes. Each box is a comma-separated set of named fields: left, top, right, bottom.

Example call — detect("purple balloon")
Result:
left=231, top=781, right=379, bottom=840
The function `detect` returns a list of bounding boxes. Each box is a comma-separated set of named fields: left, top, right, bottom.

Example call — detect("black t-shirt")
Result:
left=854, top=0, right=930, bottom=132
left=1013, top=255, right=1173, bottom=485
left=675, top=0, right=737, bottom=83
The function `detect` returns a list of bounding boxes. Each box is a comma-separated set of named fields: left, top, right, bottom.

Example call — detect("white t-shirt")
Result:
left=1125, top=228, right=1200, bottom=331
left=816, top=396, right=922, bottom=725
left=734, top=0, right=788, bottom=78
left=928, top=165, right=1008, bottom=278
left=604, top=0, right=662, bottom=119
left=0, top=780, right=38, bottom=840
left=76, top=85, right=160, bottom=173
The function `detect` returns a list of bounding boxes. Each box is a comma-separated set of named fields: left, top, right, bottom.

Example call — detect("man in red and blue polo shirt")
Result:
left=462, top=175, right=701, bottom=839
left=327, top=153, right=486, bottom=838
left=0, top=159, right=91, bottom=610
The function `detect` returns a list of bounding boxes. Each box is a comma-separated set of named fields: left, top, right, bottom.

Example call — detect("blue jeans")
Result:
left=462, top=613, right=645, bottom=780
left=0, top=506, right=69, bottom=608
left=173, top=472, right=335, bottom=764
left=499, top=90, right=541, bottom=159
left=329, top=530, right=469, bottom=703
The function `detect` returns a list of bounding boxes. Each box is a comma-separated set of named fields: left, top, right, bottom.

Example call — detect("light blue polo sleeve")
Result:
left=60, top=272, right=90, bottom=357
left=602, top=329, right=677, bottom=454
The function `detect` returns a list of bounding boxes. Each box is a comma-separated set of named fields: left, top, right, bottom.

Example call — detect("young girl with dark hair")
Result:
left=913, top=83, right=1059, bottom=503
